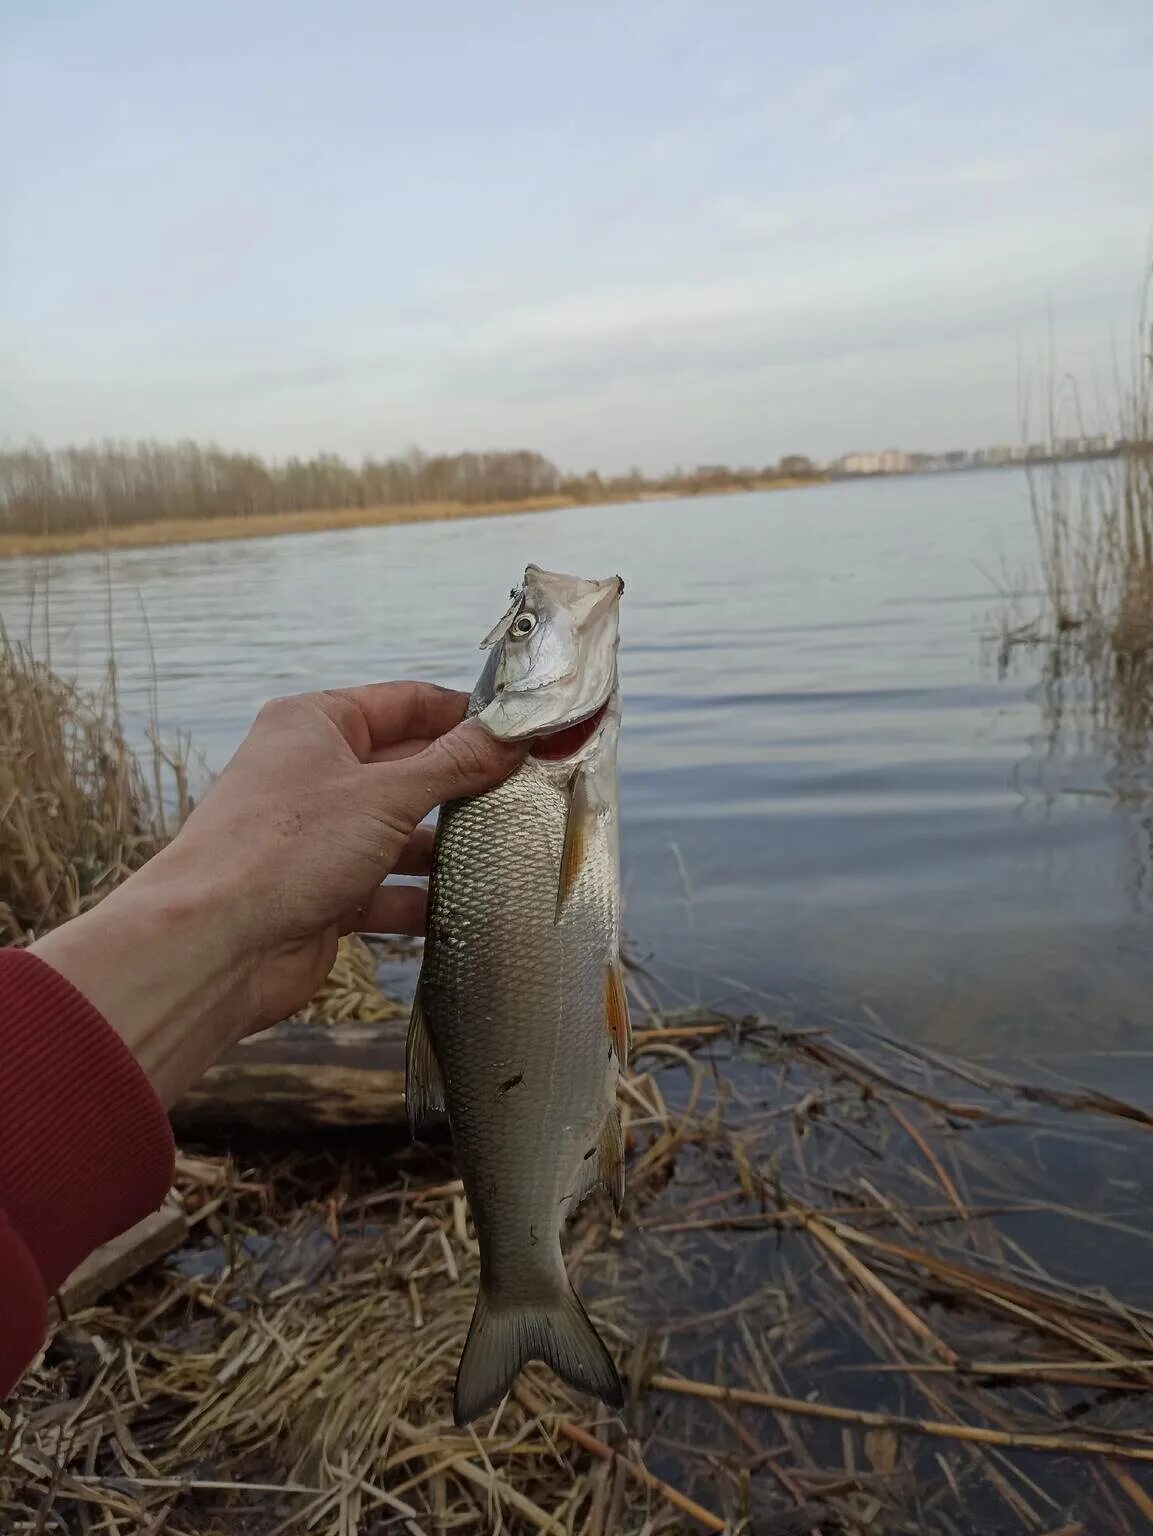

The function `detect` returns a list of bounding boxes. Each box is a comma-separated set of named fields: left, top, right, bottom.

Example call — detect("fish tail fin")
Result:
left=453, top=1282, right=623, bottom=1427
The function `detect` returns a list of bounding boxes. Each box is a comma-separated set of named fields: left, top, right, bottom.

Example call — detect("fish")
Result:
left=406, top=562, right=630, bottom=1427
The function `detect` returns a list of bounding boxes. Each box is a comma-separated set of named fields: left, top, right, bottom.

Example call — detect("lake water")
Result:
left=3, top=471, right=1152, bottom=1077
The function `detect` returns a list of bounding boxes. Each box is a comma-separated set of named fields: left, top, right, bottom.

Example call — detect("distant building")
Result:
left=878, top=448, right=912, bottom=473
left=836, top=451, right=882, bottom=474
left=829, top=435, right=1119, bottom=478
left=835, top=449, right=911, bottom=475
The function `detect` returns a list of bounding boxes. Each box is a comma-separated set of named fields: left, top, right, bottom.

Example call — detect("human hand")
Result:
left=163, top=682, right=526, bottom=1027
left=31, top=683, right=525, bottom=1105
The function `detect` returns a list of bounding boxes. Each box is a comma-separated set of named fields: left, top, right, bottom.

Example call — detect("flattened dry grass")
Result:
left=7, top=1008, right=1153, bottom=1534
left=297, top=935, right=408, bottom=1025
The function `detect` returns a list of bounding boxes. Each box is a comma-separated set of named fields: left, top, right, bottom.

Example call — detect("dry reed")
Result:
left=0, top=477, right=823, bottom=563
left=0, top=496, right=577, bottom=561
left=0, top=633, right=190, bottom=943
left=296, top=935, right=408, bottom=1025
left=6, top=1006, right=1153, bottom=1534
left=995, top=281, right=1153, bottom=764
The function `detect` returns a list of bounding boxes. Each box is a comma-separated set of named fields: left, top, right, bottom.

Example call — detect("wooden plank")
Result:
left=53, top=1196, right=188, bottom=1316
left=170, top=1018, right=408, bottom=1134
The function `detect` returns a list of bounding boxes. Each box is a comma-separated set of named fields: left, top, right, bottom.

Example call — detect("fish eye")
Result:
left=511, top=611, right=538, bottom=638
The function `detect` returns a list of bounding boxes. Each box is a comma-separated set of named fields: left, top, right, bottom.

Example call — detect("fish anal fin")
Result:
left=568, top=1108, right=625, bottom=1215
left=555, top=768, right=595, bottom=923
left=405, top=982, right=446, bottom=1136
left=454, top=1282, right=623, bottom=1427
left=599, top=1109, right=625, bottom=1214
left=605, top=958, right=632, bottom=1065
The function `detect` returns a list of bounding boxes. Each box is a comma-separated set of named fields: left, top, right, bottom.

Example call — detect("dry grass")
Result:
left=0, top=479, right=827, bottom=562
left=0, top=497, right=582, bottom=560
left=0, top=633, right=191, bottom=944
left=297, top=936, right=408, bottom=1026
left=6, top=1006, right=1153, bottom=1534
left=996, top=287, right=1153, bottom=761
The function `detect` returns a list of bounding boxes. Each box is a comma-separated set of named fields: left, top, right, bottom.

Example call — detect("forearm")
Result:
left=30, top=848, right=254, bottom=1109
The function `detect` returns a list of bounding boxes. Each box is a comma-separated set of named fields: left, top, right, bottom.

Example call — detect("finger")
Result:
left=368, top=736, right=440, bottom=764
left=394, top=824, right=436, bottom=876
left=357, top=881, right=428, bottom=937
left=322, top=683, right=469, bottom=760
left=373, top=719, right=526, bottom=831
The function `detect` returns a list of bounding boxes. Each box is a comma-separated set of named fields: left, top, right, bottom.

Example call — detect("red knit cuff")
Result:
left=0, top=1205, right=48, bottom=1398
left=0, top=948, right=175, bottom=1295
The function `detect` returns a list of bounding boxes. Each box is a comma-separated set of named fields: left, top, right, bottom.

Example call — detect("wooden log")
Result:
left=53, top=1196, right=188, bottom=1316
left=170, top=1017, right=408, bottom=1135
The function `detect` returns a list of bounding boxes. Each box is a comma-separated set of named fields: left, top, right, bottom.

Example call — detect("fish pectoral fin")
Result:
left=454, top=1282, right=623, bottom=1427
left=568, top=1109, right=626, bottom=1216
left=555, top=768, right=595, bottom=923
left=404, top=982, right=446, bottom=1136
left=605, top=958, right=633, bottom=1065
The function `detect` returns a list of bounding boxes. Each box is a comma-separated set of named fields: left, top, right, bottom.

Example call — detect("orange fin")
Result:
left=555, top=769, right=593, bottom=923
left=605, top=958, right=632, bottom=1066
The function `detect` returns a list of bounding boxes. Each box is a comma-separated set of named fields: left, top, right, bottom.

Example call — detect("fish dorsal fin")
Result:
left=605, top=958, right=632, bottom=1066
left=556, top=767, right=595, bottom=923
left=405, top=981, right=446, bottom=1136
left=568, top=1108, right=626, bottom=1216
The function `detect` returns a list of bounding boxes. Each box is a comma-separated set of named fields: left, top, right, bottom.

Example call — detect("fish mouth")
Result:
left=530, top=701, right=609, bottom=762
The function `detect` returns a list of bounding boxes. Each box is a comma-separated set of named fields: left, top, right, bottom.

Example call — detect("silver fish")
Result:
left=407, top=563, right=629, bottom=1426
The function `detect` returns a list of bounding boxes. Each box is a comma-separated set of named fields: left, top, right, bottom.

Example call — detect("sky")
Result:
left=3, top=0, right=1152, bottom=473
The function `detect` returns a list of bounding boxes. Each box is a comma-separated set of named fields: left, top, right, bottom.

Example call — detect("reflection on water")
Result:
left=2, top=470, right=1151, bottom=1062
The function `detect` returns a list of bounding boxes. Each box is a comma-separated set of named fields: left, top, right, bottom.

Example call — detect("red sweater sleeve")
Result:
left=0, top=949, right=175, bottom=1398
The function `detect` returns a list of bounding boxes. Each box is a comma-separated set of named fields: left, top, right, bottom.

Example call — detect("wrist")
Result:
left=30, top=851, right=255, bottom=1108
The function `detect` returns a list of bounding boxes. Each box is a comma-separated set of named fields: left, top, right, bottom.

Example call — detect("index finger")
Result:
left=322, top=682, right=470, bottom=757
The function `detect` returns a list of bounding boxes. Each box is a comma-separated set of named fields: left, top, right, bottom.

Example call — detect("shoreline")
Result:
left=0, top=477, right=822, bottom=561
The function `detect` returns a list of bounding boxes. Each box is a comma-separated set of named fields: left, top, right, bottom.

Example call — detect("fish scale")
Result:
left=424, top=763, right=617, bottom=1283
left=405, top=563, right=628, bottom=1426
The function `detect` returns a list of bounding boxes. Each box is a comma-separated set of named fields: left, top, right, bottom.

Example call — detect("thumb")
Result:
left=375, top=718, right=527, bottom=830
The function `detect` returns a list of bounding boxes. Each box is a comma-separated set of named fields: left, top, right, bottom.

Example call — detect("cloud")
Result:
left=2, top=0, right=1149, bottom=468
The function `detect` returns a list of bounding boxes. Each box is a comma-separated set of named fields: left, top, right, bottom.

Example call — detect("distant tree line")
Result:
left=0, top=439, right=822, bottom=535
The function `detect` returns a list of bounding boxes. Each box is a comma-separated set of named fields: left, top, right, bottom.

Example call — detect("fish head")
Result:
left=473, top=564, right=623, bottom=746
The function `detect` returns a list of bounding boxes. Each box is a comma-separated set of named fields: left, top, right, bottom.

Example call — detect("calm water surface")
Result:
left=4, top=471, right=1151, bottom=1074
